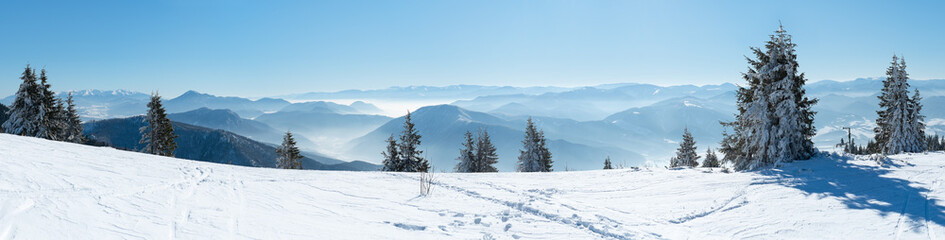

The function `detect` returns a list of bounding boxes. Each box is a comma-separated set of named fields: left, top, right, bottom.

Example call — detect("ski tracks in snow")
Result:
left=394, top=174, right=662, bottom=240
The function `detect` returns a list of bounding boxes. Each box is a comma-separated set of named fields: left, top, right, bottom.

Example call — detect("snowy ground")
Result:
left=1, top=133, right=945, bottom=239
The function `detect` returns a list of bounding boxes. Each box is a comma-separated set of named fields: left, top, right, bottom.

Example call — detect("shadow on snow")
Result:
left=757, top=152, right=945, bottom=232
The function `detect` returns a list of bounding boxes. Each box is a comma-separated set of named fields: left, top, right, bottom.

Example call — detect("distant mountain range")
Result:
left=346, top=105, right=645, bottom=171
left=163, top=90, right=291, bottom=118
left=82, top=116, right=379, bottom=171
left=452, top=83, right=738, bottom=121
left=4, top=78, right=945, bottom=169
left=278, top=85, right=575, bottom=101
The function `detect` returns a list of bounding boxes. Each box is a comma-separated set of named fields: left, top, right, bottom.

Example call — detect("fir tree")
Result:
left=139, top=93, right=178, bottom=157
left=276, top=131, right=304, bottom=169
left=398, top=111, right=429, bottom=172
left=702, top=148, right=720, bottom=168
left=603, top=156, right=613, bottom=170
left=721, top=24, right=817, bottom=171
left=875, top=56, right=925, bottom=154
left=517, top=118, right=553, bottom=172
left=381, top=134, right=402, bottom=171
left=670, top=128, right=700, bottom=168
left=36, top=69, right=66, bottom=141
left=455, top=130, right=477, bottom=172
left=474, top=128, right=499, bottom=172
left=63, top=92, right=85, bottom=143
left=3, top=66, right=43, bottom=137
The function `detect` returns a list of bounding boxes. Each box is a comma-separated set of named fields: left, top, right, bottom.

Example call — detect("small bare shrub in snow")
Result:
left=419, top=168, right=436, bottom=196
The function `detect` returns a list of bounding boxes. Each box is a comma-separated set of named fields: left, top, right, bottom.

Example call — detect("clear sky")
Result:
left=1, top=0, right=943, bottom=98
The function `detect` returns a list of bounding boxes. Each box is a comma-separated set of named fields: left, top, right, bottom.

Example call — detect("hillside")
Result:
left=82, top=116, right=378, bottom=171
left=2, top=134, right=944, bottom=239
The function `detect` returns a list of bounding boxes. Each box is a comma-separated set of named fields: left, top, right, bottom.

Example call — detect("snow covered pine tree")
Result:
left=36, top=69, right=67, bottom=141
left=720, top=24, right=817, bottom=171
left=381, top=134, right=402, bottom=171
left=517, top=118, right=553, bottom=172
left=398, top=111, right=430, bottom=172
left=603, top=156, right=613, bottom=170
left=702, top=148, right=720, bottom=168
left=63, top=93, right=85, bottom=143
left=139, top=92, right=178, bottom=157
left=874, top=56, right=925, bottom=154
left=455, top=130, right=477, bottom=172
left=2, top=66, right=43, bottom=137
left=670, top=128, right=700, bottom=168
left=474, top=129, right=499, bottom=172
left=276, top=131, right=304, bottom=169
left=456, top=129, right=499, bottom=173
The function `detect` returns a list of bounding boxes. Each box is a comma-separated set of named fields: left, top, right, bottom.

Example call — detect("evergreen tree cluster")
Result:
left=603, top=156, right=613, bottom=170
left=702, top=148, right=720, bottom=168
left=720, top=25, right=817, bottom=171
left=2, top=66, right=84, bottom=143
left=139, top=93, right=178, bottom=157
left=517, top=118, right=553, bottom=172
left=276, top=131, right=304, bottom=169
left=927, top=134, right=945, bottom=152
left=455, top=129, right=499, bottom=173
left=670, top=128, right=700, bottom=168
left=381, top=112, right=431, bottom=172
left=873, top=55, right=926, bottom=154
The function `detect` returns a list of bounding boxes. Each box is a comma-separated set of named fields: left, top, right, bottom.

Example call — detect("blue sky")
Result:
left=1, top=0, right=943, bottom=97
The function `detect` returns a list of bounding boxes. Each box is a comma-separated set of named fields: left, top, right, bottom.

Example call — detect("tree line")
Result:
left=2, top=66, right=84, bottom=143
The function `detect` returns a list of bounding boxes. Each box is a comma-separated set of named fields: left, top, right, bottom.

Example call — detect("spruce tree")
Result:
left=276, top=131, right=304, bottom=169
left=398, top=111, right=429, bottom=172
left=702, top=148, right=720, bottom=168
left=474, top=129, right=499, bottom=172
left=36, top=69, right=66, bottom=141
left=381, top=134, right=401, bottom=171
left=517, top=118, right=553, bottom=172
left=603, top=156, right=613, bottom=170
left=140, top=93, right=178, bottom=157
left=63, top=92, right=85, bottom=143
left=670, top=128, right=700, bottom=168
left=455, top=130, right=477, bottom=172
left=875, top=56, right=925, bottom=154
left=2, top=66, right=42, bottom=137
left=721, top=25, right=817, bottom=171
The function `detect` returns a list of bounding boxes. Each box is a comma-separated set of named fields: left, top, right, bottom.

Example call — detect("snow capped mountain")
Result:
left=164, top=90, right=291, bottom=119
left=280, top=84, right=575, bottom=101
left=3, top=134, right=944, bottom=239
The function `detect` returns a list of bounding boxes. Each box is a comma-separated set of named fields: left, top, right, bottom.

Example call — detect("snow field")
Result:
left=1, top=134, right=945, bottom=239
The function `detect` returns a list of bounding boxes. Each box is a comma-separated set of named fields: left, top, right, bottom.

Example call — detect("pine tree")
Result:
left=455, top=130, right=477, bottom=172
left=398, top=111, right=429, bottom=172
left=2, top=66, right=42, bottom=137
left=875, top=56, right=925, bottom=154
left=276, top=131, right=304, bottom=169
left=63, top=92, right=85, bottom=143
left=517, top=118, right=553, bottom=172
left=907, top=89, right=926, bottom=152
left=721, top=24, right=817, bottom=171
left=381, top=134, right=402, bottom=171
left=36, top=69, right=66, bottom=141
left=474, top=129, right=499, bottom=172
left=671, top=128, right=700, bottom=168
left=603, top=156, right=613, bottom=170
left=140, top=93, right=178, bottom=157
left=702, top=148, right=720, bottom=168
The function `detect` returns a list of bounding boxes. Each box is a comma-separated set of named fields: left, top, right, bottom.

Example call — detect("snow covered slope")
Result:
left=2, top=134, right=944, bottom=239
